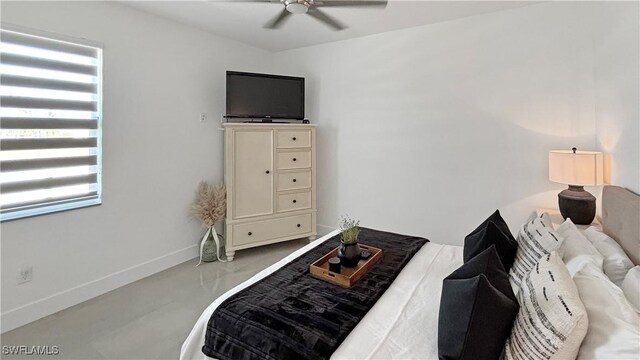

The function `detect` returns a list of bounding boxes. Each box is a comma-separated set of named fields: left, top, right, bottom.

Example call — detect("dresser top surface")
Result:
left=223, top=122, right=317, bottom=128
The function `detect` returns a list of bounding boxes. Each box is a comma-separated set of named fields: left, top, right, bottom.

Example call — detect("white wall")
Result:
left=274, top=2, right=600, bottom=244
left=0, top=1, right=272, bottom=332
left=592, top=1, right=640, bottom=194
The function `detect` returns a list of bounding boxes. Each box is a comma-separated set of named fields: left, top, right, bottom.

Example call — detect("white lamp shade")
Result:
left=549, top=150, right=604, bottom=186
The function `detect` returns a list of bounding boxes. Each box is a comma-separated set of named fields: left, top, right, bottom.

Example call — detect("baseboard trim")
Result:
left=1, top=244, right=198, bottom=333
left=317, top=224, right=335, bottom=237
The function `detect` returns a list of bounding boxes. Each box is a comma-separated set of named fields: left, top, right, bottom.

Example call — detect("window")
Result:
left=0, top=26, right=103, bottom=221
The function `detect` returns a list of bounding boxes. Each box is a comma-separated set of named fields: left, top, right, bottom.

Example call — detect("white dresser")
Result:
left=223, top=123, right=317, bottom=260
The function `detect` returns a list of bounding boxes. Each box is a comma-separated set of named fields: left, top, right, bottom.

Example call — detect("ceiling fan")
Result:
left=222, top=0, right=388, bottom=31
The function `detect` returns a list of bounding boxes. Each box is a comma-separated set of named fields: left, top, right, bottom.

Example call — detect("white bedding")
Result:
left=180, top=230, right=463, bottom=360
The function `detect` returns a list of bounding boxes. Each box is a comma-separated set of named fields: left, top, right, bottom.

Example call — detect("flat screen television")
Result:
left=226, top=71, right=305, bottom=120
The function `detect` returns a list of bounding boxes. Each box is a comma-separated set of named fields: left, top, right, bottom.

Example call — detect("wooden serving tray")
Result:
left=309, top=244, right=383, bottom=287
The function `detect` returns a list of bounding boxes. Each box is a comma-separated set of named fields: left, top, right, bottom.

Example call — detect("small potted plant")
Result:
left=338, top=215, right=362, bottom=267
left=192, top=181, right=227, bottom=265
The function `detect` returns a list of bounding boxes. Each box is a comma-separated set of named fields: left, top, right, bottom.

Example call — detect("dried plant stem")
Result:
left=192, top=181, right=226, bottom=228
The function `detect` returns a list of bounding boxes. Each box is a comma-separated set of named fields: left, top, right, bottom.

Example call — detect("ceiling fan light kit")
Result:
left=285, top=0, right=310, bottom=14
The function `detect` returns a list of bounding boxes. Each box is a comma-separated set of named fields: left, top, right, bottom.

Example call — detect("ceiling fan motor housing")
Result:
left=284, top=0, right=310, bottom=14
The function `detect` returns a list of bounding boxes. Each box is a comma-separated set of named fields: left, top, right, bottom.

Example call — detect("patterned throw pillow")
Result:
left=509, top=213, right=564, bottom=293
left=502, top=252, right=588, bottom=360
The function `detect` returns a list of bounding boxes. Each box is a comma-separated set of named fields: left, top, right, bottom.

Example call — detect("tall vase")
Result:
left=337, top=241, right=362, bottom=268
left=201, top=231, right=217, bottom=263
left=196, top=225, right=228, bottom=266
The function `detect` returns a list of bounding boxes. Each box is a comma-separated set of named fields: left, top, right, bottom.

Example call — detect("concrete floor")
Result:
left=1, top=239, right=309, bottom=360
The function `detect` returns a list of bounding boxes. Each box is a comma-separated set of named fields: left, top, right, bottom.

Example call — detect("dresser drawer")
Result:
left=276, top=130, right=311, bottom=148
left=277, top=150, right=311, bottom=170
left=277, top=190, right=311, bottom=213
left=277, top=171, right=311, bottom=191
left=232, top=213, right=312, bottom=246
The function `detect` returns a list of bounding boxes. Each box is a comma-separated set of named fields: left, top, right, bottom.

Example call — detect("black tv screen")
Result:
left=226, top=71, right=305, bottom=120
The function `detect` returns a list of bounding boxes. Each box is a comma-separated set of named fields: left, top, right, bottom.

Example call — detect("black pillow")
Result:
left=464, top=211, right=517, bottom=271
left=468, top=209, right=513, bottom=240
left=438, top=246, right=519, bottom=360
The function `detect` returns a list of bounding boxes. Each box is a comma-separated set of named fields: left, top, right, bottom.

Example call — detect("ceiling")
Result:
left=121, top=1, right=539, bottom=52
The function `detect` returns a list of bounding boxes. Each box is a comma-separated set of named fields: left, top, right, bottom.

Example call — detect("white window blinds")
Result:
left=0, top=26, right=103, bottom=221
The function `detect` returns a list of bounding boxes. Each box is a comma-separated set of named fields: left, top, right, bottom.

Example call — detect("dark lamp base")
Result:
left=558, top=185, right=596, bottom=225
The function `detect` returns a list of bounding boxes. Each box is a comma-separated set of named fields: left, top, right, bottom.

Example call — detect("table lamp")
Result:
left=548, top=148, right=603, bottom=224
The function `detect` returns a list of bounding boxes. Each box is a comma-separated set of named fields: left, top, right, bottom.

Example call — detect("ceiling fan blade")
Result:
left=264, top=8, right=292, bottom=29
left=208, top=0, right=279, bottom=3
left=315, top=0, right=387, bottom=8
left=307, top=8, right=346, bottom=30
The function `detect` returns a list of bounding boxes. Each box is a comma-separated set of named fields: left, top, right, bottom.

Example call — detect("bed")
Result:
left=181, top=185, right=639, bottom=360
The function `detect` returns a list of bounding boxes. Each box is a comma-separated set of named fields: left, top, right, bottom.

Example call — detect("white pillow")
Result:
left=621, top=266, right=640, bottom=313
left=509, top=212, right=565, bottom=293
left=556, top=218, right=604, bottom=276
left=584, top=226, right=634, bottom=286
left=503, top=252, right=588, bottom=360
left=574, top=262, right=640, bottom=359
left=540, top=211, right=554, bottom=229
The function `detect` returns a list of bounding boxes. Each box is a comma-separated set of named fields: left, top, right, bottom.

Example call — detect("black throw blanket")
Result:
left=202, top=228, right=429, bottom=360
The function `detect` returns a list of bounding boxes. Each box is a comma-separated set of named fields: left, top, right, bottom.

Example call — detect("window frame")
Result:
left=0, top=24, right=104, bottom=222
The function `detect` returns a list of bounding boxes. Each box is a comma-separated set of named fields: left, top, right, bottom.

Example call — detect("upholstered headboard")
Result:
left=602, top=185, right=640, bottom=265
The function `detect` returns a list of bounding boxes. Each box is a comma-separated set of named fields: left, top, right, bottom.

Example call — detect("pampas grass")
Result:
left=192, top=181, right=226, bottom=228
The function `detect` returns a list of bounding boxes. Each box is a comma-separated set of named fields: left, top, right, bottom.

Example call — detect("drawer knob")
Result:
left=292, top=137, right=297, bottom=141
left=293, top=158, right=297, bottom=162
left=293, top=179, right=297, bottom=182
left=293, top=199, right=297, bottom=203
left=265, top=170, right=270, bottom=174
left=248, top=232, right=252, bottom=236
left=297, top=224, right=301, bottom=228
